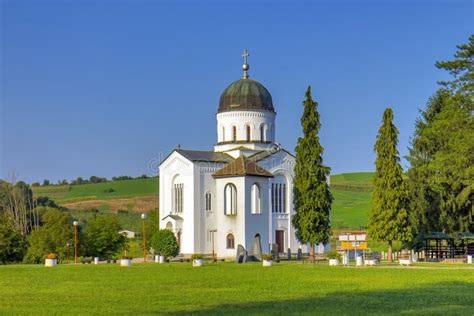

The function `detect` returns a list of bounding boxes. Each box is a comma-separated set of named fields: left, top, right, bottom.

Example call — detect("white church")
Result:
left=159, top=50, right=318, bottom=258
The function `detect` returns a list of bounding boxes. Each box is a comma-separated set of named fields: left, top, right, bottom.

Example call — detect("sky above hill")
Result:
left=1, top=0, right=473, bottom=183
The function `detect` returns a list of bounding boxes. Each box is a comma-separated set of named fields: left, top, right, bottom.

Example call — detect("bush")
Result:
left=0, top=219, right=26, bottom=264
left=150, top=229, right=179, bottom=258
left=191, top=253, right=203, bottom=260
left=326, top=250, right=342, bottom=260
left=261, top=254, right=273, bottom=261
left=83, top=216, right=128, bottom=258
left=103, top=188, right=115, bottom=193
left=46, top=253, right=57, bottom=259
left=23, top=208, right=72, bottom=263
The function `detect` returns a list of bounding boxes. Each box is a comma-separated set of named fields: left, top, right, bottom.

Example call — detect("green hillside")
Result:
left=33, top=178, right=159, bottom=203
left=32, top=173, right=373, bottom=231
left=330, top=172, right=374, bottom=229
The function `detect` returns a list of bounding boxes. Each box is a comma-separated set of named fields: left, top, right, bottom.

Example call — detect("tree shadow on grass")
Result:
left=167, top=281, right=474, bottom=315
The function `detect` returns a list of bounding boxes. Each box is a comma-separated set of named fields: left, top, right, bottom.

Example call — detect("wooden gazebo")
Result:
left=455, top=232, right=474, bottom=256
left=423, top=232, right=455, bottom=259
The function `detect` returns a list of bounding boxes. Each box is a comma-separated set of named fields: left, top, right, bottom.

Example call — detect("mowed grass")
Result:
left=1, top=263, right=473, bottom=315
left=33, top=178, right=159, bottom=203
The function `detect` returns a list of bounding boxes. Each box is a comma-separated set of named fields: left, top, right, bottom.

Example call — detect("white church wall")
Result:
left=215, top=177, right=246, bottom=258
left=195, top=163, right=221, bottom=255
left=158, top=152, right=196, bottom=254
left=243, top=176, right=270, bottom=255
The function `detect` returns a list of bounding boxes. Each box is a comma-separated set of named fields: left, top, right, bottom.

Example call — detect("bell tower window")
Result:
left=246, top=125, right=251, bottom=142
left=232, top=126, right=237, bottom=142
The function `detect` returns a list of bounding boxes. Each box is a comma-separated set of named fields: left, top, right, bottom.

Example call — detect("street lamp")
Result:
left=210, top=229, right=217, bottom=262
left=73, top=221, right=79, bottom=264
left=66, top=242, right=71, bottom=263
left=141, top=213, right=147, bottom=263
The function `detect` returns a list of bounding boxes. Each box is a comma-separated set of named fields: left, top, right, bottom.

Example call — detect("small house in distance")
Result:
left=119, top=230, right=136, bottom=239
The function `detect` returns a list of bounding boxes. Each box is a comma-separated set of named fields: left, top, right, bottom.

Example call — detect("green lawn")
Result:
left=1, top=262, right=472, bottom=315
left=33, top=178, right=159, bottom=203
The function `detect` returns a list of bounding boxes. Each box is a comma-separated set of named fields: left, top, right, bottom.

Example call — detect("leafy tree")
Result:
left=89, top=176, right=107, bottom=184
left=369, top=108, right=411, bottom=261
left=23, top=208, right=73, bottom=263
left=42, top=179, right=50, bottom=186
left=436, top=34, right=473, bottom=95
left=0, top=217, right=26, bottom=264
left=145, top=208, right=160, bottom=245
left=36, top=196, right=59, bottom=209
left=83, top=216, right=128, bottom=258
left=407, top=35, right=474, bottom=237
left=407, top=91, right=473, bottom=235
left=0, top=180, right=39, bottom=236
left=150, top=229, right=179, bottom=258
left=292, top=86, right=333, bottom=258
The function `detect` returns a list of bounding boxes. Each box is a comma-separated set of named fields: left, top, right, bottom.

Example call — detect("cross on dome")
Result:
left=242, top=48, right=250, bottom=79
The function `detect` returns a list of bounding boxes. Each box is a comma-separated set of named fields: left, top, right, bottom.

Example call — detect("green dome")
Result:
left=218, top=79, right=274, bottom=113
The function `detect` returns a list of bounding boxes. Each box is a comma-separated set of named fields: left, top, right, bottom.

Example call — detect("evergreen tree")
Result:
left=369, top=108, right=411, bottom=261
left=292, top=86, right=333, bottom=258
left=436, top=34, right=473, bottom=96
left=407, top=35, right=474, bottom=237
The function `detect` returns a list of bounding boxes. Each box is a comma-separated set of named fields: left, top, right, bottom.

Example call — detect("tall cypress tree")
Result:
left=292, top=86, right=333, bottom=258
left=369, top=108, right=411, bottom=261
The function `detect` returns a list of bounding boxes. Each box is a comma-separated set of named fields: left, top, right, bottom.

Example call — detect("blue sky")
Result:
left=1, top=0, right=473, bottom=183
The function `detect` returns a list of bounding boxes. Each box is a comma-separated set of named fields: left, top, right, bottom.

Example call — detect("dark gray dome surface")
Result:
left=218, top=79, right=274, bottom=113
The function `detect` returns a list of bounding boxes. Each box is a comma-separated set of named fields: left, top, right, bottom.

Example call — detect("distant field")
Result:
left=330, top=172, right=373, bottom=191
left=0, top=262, right=472, bottom=315
left=330, top=172, right=373, bottom=229
left=32, top=173, right=373, bottom=230
left=33, top=178, right=159, bottom=203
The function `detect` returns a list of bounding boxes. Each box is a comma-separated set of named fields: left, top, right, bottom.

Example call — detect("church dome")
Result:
left=218, top=78, right=275, bottom=113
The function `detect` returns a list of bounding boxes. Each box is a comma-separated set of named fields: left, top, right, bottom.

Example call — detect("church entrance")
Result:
left=275, top=230, right=284, bottom=253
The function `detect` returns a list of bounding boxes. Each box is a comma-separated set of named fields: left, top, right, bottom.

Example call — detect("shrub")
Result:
left=46, top=253, right=57, bottom=259
left=261, top=254, right=273, bottom=261
left=191, top=253, right=203, bottom=260
left=83, top=216, right=128, bottom=258
left=326, top=250, right=342, bottom=260
left=0, top=219, right=26, bottom=264
left=150, top=229, right=179, bottom=258
left=103, top=188, right=115, bottom=193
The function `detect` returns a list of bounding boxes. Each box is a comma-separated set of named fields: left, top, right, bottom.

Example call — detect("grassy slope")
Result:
left=33, top=178, right=159, bottom=203
left=330, top=172, right=373, bottom=229
left=32, top=173, right=373, bottom=231
left=0, top=263, right=472, bottom=314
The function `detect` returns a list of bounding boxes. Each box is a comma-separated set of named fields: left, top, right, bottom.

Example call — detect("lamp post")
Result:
left=66, top=242, right=71, bottom=264
left=73, top=221, right=79, bottom=264
left=210, top=229, right=217, bottom=262
left=141, top=213, right=147, bottom=263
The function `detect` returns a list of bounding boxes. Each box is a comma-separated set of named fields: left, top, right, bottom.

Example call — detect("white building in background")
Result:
left=159, top=50, right=322, bottom=257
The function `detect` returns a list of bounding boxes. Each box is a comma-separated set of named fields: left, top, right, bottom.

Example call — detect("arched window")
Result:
left=260, top=124, right=265, bottom=142
left=232, top=126, right=237, bottom=142
left=246, top=125, right=251, bottom=142
left=271, top=176, right=287, bottom=214
left=172, top=175, right=184, bottom=213
left=205, top=192, right=212, bottom=211
left=226, top=234, right=235, bottom=249
left=222, top=126, right=225, bottom=142
left=224, top=183, right=237, bottom=215
left=251, top=183, right=261, bottom=214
